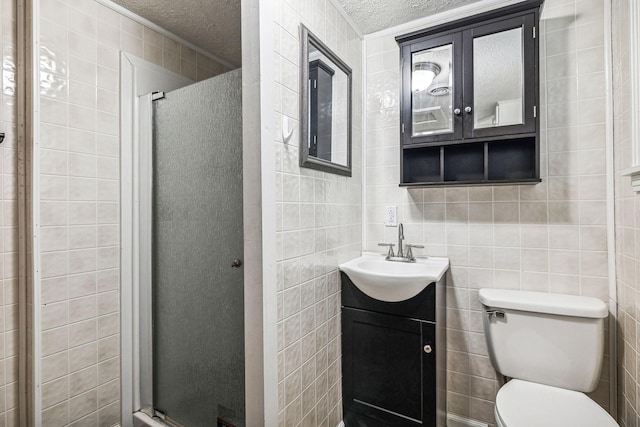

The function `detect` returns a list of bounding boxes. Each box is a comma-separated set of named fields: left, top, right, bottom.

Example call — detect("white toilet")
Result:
left=479, top=289, right=619, bottom=427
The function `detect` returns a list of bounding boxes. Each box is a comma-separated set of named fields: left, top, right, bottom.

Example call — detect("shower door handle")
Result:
left=231, top=259, right=242, bottom=268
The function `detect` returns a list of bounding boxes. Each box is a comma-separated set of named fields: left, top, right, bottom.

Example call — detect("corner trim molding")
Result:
left=603, top=0, right=618, bottom=418
left=17, top=0, right=32, bottom=424
left=363, top=0, right=526, bottom=39
left=361, top=38, right=368, bottom=251
left=255, top=0, right=279, bottom=422
left=30, top=0, right=43, bottom=424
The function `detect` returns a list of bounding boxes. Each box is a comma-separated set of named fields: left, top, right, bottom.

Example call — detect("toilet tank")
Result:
left=478, top=289, right=608, bottom=393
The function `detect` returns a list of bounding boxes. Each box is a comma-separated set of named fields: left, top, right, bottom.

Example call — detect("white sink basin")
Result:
left=339, top=253, right=449, bottom=302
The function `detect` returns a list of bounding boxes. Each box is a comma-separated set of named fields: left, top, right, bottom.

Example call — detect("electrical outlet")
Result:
left=384, top=206, right=397, bottom=226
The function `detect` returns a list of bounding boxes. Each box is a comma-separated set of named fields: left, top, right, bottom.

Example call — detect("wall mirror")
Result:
left=300, top=24, right=352, bottom=176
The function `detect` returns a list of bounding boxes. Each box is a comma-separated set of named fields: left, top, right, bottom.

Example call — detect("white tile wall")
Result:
left=38, top=1, right=231, bottom=425
left=30, top=0, right=626, bottom=426
left=364, top=0, right=610, bottom=425
left=272, top=0, right=362, bottom=425
left=612, top=1, right=640, bottom=426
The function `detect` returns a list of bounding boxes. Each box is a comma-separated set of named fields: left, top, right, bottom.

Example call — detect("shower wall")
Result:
left=272, top=0, right=363, bottom=425
left=37, top=1, right=231, bottom=425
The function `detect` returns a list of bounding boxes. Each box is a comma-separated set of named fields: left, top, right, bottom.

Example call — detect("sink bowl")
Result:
left=339, top=253, right=449, bottom=302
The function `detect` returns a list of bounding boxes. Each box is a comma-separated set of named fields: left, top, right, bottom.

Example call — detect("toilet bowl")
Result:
left=479, top=289, right=619, bottom=427
left=494, top=379, right=617, bottom=427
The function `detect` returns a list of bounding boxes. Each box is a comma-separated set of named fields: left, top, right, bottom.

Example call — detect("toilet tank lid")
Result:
left=478, top=289, right=608, bottom=318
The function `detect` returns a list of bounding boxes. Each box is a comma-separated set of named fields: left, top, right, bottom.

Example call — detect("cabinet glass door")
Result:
left=464, top=14, right=536, bottom=138
left=402, top=33, right=463, bottom=145
left=411, top=44, right=453, bottom=136
left=473, top=27, right=523, bottom=129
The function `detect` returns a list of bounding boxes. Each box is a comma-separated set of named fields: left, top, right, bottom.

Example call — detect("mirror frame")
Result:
left=299, top=24, right=353, bottom=177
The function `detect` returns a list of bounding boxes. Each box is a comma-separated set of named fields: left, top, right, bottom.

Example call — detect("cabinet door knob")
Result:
left=453, top=108, right=461, bottom=115
left=464, top=106, right=472, bottom=113
left=423, top=345, right=432, bottom=354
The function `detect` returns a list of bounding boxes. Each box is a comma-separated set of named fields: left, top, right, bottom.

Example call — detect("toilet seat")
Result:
left=495, top=379, right=618, bottom=427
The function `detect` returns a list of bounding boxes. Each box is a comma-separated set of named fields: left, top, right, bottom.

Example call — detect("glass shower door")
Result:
left=150, top=69, right=244, bottom=427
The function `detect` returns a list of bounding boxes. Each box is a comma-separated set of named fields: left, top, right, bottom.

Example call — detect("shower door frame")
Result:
left=120, top=53, right=195, bottom=426
left=136, top=91, right=157, bottom=418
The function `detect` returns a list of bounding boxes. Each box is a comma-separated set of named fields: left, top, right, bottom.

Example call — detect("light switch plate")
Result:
left=384, top=206, right=397, bottom=226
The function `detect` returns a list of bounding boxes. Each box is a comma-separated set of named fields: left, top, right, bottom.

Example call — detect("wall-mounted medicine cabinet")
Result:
left=397, top=0, right=544, bottom=186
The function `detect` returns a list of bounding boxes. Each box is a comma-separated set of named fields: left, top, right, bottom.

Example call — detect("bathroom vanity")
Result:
left=340, top=255, right=447, bottom=427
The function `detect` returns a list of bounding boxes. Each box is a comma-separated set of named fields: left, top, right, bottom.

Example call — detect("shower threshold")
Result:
left=133, top=411, right=173, bottom=427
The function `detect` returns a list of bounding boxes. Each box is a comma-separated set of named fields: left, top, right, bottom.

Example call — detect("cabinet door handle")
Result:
left=453, top=108, right=461, bottom=115
left=423, top=345, right=432, bottom=354
left=464, top=106, right=472, bottom=113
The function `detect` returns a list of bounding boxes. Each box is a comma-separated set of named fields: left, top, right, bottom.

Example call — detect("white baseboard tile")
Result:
left=337, top=421, right=346, bottom=427
left=447, top=413, right=489, bottom=427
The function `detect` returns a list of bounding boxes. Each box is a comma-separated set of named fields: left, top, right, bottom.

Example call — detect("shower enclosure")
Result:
left=137, top=68, right=245, bottom=427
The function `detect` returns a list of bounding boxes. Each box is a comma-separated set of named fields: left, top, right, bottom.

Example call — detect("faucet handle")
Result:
left=377, top=243, right=395, bottom=258
left=405, top=244, right=424, bottom=249
left=405, top=244, right=424, bottom=261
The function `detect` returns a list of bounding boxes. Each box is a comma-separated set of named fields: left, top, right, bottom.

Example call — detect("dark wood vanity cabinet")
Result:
left=397, top=0, right=544, bottom=186
left=341, top=273, right=446, bottom=427
left=342, top=309, right=436, bottom=427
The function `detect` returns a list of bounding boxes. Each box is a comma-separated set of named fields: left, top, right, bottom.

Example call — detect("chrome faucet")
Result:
left=377, top=223, right=425, bottom=262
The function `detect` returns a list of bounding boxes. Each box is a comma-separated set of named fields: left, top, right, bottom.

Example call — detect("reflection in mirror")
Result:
left=473, top=26, right=524, bottom=129
left=300, top=24, right=352, bottom=176
left=411, top=44, right=453, bottom=136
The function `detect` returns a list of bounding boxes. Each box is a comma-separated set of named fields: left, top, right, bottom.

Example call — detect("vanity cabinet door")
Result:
left=342, top=308, right=437, bottom=427
left=462, top=14, right=537, bottom=139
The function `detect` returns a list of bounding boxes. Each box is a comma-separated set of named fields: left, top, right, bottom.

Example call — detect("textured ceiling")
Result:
left=110, top=0, right=241, bottom=67
left=335, top=0, right=485, bottom=34
left=111, top=0, right=489, bottom=67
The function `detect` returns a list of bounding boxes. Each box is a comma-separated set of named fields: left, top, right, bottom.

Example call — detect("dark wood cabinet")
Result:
left=341, top=273, right=446, bottom=427
left=342, top=309, right=435, bottom=427
left=397, top=0, right=544, bottom=186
